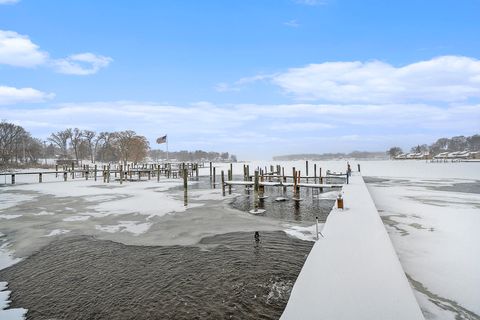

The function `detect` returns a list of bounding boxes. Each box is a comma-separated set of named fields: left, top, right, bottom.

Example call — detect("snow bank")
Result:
left=281, top=173, right=424, bottom=320
left=0, top=235, right=26, bottom=320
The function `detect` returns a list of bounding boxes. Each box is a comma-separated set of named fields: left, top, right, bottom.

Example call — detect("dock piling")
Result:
left=221, top=170, right=225, bottom=196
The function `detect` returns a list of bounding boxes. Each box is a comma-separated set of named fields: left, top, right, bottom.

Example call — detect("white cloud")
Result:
left=52, top=53, right=113, bottom=75
left=284, top=20, right=300, bottom=28
left=2, top=101, right=478, bottom=158
left=214, top=74, right=273, bottom=92
left=0, top=86, right=54, bottom=105
left=271, top=56, right=480, bottom=103
left=0, top=29, right=112, bottom=75
left=0, top=0, right=19, bottom=4
left=0, top=30, right=48, bottom=67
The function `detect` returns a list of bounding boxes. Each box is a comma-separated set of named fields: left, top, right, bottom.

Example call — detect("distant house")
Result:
left=470, top=151, right=480, bottom=159
left=433, top=152, right=449, bottom=160
left=433, top=150, right=480, bottom=161
left=394, top=152, right=430, bottom=160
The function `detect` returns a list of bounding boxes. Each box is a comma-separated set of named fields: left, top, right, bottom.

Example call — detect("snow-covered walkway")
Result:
left=281, top=173, right=424, bottom=320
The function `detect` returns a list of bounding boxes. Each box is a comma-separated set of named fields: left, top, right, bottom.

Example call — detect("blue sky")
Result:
left=1, top=0, right=479, bottom=159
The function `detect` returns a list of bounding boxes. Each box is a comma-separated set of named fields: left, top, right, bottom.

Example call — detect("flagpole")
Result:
left=166, top=135, right=169, bottom=162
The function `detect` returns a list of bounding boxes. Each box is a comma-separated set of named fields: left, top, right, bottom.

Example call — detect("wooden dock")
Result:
left=0, top=162, right=202, bottom=185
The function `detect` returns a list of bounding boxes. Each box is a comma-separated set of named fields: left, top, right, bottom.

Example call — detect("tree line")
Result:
left=1, top=120, right=237, bottom=168
left=149, top=150, right=237, bottom=162
left=387, top=134, right=480, bottom=158
left=273, top=151, right=386, bottom=161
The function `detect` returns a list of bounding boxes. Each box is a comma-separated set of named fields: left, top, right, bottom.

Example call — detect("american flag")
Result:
left=156, top=135, right=167, bottom=144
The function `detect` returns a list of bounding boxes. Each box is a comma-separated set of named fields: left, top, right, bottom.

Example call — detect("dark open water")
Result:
left=0, top=232, right=313, bottom=320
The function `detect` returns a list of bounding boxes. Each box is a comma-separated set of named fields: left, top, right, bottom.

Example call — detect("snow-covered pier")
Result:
left=224, top=180, right=343, bottom=188
left=281, top=173, right=424, bottom=320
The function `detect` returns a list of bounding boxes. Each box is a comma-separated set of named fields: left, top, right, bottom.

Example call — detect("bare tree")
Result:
left=83, top=130, right=96, bottom=163
left=387, top=147, right=403, bottom=158
left=0, top=121, right=28, bottom=164
left=116, top=130, right=136, bottom=162
left=116, top=131, right=149, bottom=162
left=48, top=129, right=72, bottom=159
left=128, top=136, right=149, bottom=162
left=96, top=131, right=118, bottom=162
left=24, top=137, right=43, bottom=163
left=70, top=128, right=83, bottom=164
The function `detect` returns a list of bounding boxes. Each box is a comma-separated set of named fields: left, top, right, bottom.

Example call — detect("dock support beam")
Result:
left=221, top=170, right=225, bottom=196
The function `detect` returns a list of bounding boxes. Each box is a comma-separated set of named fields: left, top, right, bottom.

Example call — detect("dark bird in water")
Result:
left=254, top=231, right=260, bottom=242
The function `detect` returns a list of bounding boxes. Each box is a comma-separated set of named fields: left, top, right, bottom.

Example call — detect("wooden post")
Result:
left=213, top=167, right=216, bottom=188
left=71, top=162, right=74, bottom=172
left=157, top=165, right=160, bottom=182
left=183, top=171, right=188, bottom=207
left=148, top=170, right=151, bottom=180
left=107, top=165, right=110, bottom=183
left=358, top=164, right=361, bottom=172
left=195, top=163, right=199, bottom=180
left=228, top=169, right=232, bottom=195
left=55, top=165, right=58, bottom=178
left=221, top=170, right=225, bottom=196
left=85, top=165, right=89, bottom=180
left=293, top=169, right=297, bottom=198
left=119, top=165, right=123, bottom=185
left=94, top=165, right=97, bottom=181
left=259, top=174, right=265, bottom=197
left=11, top=174, right=15, bottom=184
left=319, top=167, right=322, bottom=184
left=64, top=171, right=67, bottom=182
left=39, top=173, right=42, bottom=183
left=183, top=168, right=188, bottom=192
left=306, top=161, right=309, bottom=177
left=254, top=170, right=259, bottom=194
left=297, top=170, right=301, bottom=197
left=314, top=164, right=317, bottom=183
left=209, top=162, right=212, bottom=181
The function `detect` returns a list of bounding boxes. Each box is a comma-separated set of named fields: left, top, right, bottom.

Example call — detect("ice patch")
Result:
left=188, top=189, right=225, bottom=201
left=249, top=209, right=266, bottom=214
left=0, top=242, right=21, bottom=270
left=0, top=282, right=27, bottom=320
left=95, top=221, right=152, bottom=236
left=0, top=215, right=22, bottom=220
left=0, top=193, right=35, bottom=210
left=0, top=238, right=27, bottom=320
left=62, top=215, right=90, bottom=222
left=44, top=229, right=71, bottom=237
left=34, top=211, right=54, bottom=216
left=284, top=224, right=322, bottom=242
left=314, top=190, right=340, bottom=200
